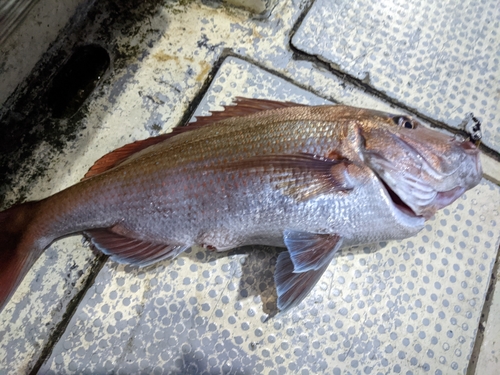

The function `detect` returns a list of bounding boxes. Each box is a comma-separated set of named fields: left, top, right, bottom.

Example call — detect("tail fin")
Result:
left=0, top=201, right=44, bottom=312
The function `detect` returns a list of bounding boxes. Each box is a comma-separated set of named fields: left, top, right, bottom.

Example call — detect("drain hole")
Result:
left=47, top=44, right=110, bottom=119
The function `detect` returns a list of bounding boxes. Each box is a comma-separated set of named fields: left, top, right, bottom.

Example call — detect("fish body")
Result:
left=0, top=98, right=482, bottom=312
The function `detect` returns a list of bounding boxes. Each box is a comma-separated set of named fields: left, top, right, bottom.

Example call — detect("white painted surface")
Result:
left=475, top=265, right=500, bottom=374
left=0, top=0, right=498, bottom=374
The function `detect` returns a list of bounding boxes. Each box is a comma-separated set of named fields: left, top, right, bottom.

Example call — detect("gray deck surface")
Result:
left=0, top=1, right=499, bottom=374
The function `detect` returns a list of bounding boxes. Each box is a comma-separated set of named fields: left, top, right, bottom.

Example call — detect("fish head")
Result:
left=356, top=110, right=482, bottom=219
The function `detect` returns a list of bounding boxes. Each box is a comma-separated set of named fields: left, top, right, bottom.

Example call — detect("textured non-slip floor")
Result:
left=0, top=1, right=499, bottom=374
left=41, top=58, right=500, bottom=374
left=292, top=0, right=500, bottom=152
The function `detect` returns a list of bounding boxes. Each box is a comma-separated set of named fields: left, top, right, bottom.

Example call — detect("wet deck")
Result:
left=0, top=0, right=499, bottom=374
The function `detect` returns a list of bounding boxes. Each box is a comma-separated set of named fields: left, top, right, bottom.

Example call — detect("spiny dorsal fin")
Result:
left=191, top=97, right=305, bottom=127
left=83, top=98, right=305, bottom=180
left=82, top=134, right=172, bottom=180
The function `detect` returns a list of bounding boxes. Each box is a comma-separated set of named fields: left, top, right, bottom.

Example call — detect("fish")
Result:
left=0, top=98, right=482, bottom=313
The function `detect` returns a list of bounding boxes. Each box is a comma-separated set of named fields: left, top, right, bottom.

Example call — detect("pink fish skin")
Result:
left=0, top=98, right=482, bottom=312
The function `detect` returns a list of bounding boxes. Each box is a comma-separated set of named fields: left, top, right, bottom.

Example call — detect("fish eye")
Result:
left=403, top=120, right=413, bottom=129
left=392, top=116, right=416, bottom=129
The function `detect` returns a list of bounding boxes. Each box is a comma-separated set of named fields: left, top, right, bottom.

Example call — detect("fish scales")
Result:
left=135, top=108, right=347, bottom=166
left=0, top=98, right=482, bottom=312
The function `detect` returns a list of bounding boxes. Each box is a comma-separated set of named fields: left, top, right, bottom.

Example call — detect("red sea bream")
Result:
left=0, top=98, right=482, bottom=312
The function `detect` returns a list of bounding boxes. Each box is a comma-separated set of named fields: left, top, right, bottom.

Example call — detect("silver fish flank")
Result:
left=0, top=98, right=482, bottom=312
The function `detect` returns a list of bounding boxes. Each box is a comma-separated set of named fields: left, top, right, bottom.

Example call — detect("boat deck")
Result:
left=0, top=0, right=499, bottom=374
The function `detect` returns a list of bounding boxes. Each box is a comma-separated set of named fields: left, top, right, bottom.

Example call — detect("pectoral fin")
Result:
left=275, top=231, right=342, bottom=311
left=222, top=153, right=355, bottom=202
left=84, top=226, right=189, bottom=267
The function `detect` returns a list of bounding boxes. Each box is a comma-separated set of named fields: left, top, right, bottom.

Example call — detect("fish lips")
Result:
left=365, top=151, right=472, bottom=220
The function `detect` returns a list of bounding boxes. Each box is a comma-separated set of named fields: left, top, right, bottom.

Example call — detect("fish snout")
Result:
left=456, top=139, right=481, bottom=156
left=452, top=138, right=482, bottom=183
left=458, top=140, right=482, bottom=180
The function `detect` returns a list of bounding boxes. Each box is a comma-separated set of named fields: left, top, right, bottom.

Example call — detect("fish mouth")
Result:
left=378, top=173, right=466, bottom=220
left=363, top=150, right=427, bottom=218
left=365, top=150, right=465, bottom=219
left=378, top=178, right=421, bottom=218
left=363, top=140, right=477, bottom=220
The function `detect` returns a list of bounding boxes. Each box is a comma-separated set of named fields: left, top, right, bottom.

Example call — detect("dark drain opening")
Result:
left=47, top=44, right=110, bottom=119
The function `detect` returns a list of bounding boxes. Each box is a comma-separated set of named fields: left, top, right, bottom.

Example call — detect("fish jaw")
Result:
left=361, top=127, right=482, bottom=219
left=371, top=154, right=468, bottom=219
left=367, top=165, right=427, bottom=227
left=393, top=126, right=483, bottom=191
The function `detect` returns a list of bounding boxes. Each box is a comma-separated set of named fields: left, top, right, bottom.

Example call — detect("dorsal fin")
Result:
left=191, top=97, right=305, bottom=126
left=83, top=121, right=221, bottom=181
left=82, top=122, right=219, bottom=181
left=82, top=134, right=173, bottom=180
left=83, top=98, right=305, bottom=180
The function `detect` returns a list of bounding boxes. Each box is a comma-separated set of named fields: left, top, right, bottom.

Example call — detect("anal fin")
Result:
left=84, top=226, right=188, bottom=267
